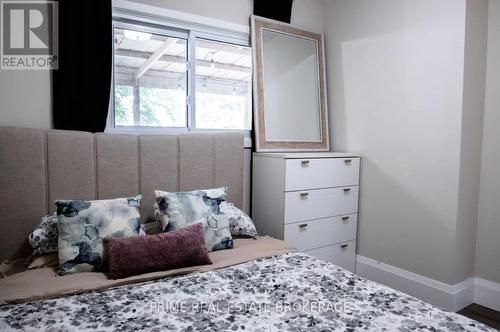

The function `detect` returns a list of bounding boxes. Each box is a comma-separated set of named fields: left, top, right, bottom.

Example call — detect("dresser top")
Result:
left=253, top=152, right=360, bottom=159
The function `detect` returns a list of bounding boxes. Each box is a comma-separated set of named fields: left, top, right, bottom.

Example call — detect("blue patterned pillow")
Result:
left=56, top=195, right=143, bottom=275
left=28, top=213, right=58, bottom=256
left=154, top=187, right=233, bottom=252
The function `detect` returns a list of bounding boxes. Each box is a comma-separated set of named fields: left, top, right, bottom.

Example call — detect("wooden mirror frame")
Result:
left=251, top=15, right=329, bottom=152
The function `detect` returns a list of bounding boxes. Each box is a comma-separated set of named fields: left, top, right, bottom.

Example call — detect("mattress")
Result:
left=0, top=251, right=493, bottom=331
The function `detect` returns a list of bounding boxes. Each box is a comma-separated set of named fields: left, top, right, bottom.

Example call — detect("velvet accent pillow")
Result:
left=105, top=223, right=212, bottom=279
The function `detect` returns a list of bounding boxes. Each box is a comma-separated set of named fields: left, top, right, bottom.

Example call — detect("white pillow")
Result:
left=220, top=202, right=258, bottom=238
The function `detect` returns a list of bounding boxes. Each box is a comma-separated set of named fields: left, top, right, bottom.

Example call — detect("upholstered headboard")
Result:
left=0, top=127, right=244, bottom=261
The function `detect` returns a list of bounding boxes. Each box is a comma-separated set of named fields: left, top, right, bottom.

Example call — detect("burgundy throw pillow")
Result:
left=105, top=223, right=212, bottom=279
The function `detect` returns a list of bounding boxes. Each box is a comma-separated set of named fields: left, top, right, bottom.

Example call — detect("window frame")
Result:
left=107, top=14, right=252, bottom=136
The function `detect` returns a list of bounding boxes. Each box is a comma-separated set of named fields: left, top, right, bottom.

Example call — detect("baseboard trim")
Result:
left=356, top=255, right=499, bottom=312
left=475, top=277, right=500, bottom=312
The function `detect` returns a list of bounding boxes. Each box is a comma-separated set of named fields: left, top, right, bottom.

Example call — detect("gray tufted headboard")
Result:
left=0, top=127, right=244, bottom=261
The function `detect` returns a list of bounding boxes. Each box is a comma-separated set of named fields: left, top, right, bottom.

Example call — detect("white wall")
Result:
left=290, top=0, right=324, bottom=33
left=128, top=0, right=252, bottom=26
left=475, top=0, right=500, bottom=284
left=0, top=0, right=52, bottom=129
left=453, top=0, right=488, bottom=284
left=0, top=63, right=51, bottom=129
left=324, top=0, right=473, bottom=284
left=129, top=0, right=325, bottom=32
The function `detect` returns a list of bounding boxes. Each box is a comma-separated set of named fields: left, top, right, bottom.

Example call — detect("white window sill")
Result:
left=105, top=126, right=253, bottom=148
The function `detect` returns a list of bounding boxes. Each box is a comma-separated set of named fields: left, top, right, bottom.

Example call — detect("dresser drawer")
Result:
left=305, top=241, right=356, bottom=272
left=284, top=214, right=357, bottom=251
left=285, top=158, right=359, bottom=191
left=284, top=186, right=359, bottom=223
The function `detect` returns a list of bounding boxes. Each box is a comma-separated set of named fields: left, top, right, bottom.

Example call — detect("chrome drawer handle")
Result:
left=344, top=159, right=352, bottom=164
left=300, top=192, right=309, bottom=198
left=301, top=160, right=310, bottom=167
left=299, top=223, right=308, bottom=229
left=340, top=244, right=348, bottom=249
left=342, top=216, right=350, bottom=221
left=343, top=188, right=351, bottom=193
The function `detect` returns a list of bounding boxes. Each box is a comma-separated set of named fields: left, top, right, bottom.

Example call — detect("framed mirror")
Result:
left=251, top=16, right=329, bottom=152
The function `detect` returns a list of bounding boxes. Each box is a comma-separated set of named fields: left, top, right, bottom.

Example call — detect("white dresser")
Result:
left=252, top=152, right=360, bottom=272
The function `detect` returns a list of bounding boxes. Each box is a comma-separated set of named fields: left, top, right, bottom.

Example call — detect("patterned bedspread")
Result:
left=0, top=253, right=493, bottom=331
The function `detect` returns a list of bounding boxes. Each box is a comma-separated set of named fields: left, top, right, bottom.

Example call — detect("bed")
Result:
left=0, top=127, right=493, bottom=331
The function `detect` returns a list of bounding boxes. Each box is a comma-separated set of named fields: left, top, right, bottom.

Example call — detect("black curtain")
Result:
left=254, top=0, right=293, bottom=23
left=53, top=0, right=112, bottom=133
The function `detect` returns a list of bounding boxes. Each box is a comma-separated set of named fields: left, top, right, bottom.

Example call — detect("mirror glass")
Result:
left=262, top=29, right=321, bottom=142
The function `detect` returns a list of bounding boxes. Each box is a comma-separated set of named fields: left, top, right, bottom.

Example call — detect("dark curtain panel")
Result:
left=52, top=0, right=112, bottom=132
left=253, top=0, right=293, bottom=23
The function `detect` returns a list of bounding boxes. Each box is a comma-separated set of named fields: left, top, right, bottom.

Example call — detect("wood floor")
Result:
left=458, top=304, right=500, bottom=330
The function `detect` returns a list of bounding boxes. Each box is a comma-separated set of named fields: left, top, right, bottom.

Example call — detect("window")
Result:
left=195, top=39, right=252, bottom=130
left=114, top=30, right=188, bottom=127
left=110, top=22, right=252, bottom=132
